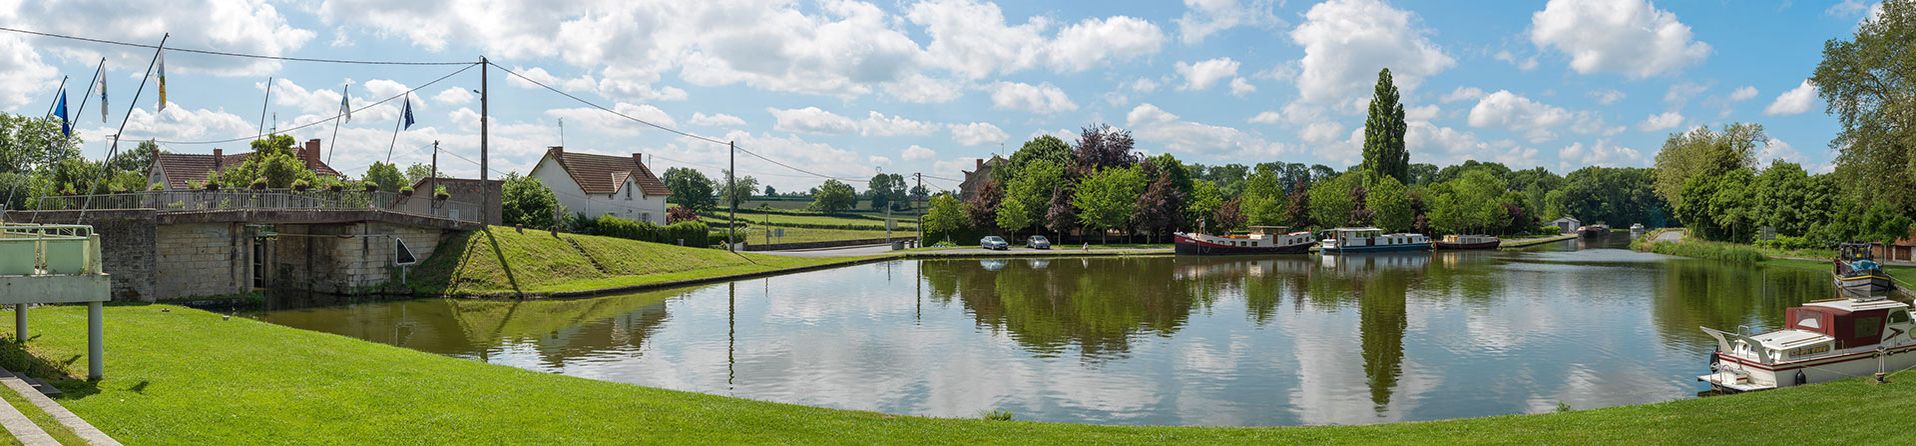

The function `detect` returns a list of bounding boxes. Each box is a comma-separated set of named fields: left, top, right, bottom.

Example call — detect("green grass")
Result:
left=3, top=304, right=1916, bottom=444
left=411, top=226, right=882, bottom=296
left=743, top=227, right=907, bottom=244
left=0, top=379, right=85, bottom=445
left=1768, top=257, right=1916, bottom=287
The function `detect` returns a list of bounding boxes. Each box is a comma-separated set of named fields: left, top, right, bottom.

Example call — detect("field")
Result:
left=410, top=226, right=877, bottom=296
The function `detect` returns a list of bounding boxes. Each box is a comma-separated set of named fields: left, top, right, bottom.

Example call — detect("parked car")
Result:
left=1026, top=235, right=1051, bottom=249
left=980, top=236, right=1010, bottom=250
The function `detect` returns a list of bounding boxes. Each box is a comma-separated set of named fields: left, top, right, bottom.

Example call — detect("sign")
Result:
left=773, top=228, right=785, bottom=238
left=394, top=238, right=417, bottom=266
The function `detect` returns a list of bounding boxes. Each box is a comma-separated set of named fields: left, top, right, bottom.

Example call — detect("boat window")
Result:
left=1891, top=311, right=1911, bottom=325
left=1854, top=317, right=1883, bottom=338
left=1797, top=312, right=1821, bottom=329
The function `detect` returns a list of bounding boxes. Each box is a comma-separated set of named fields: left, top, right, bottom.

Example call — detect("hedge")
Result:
left=576, top=214, right=712, bottom=247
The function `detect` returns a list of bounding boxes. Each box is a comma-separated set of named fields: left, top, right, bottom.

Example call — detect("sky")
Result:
left=0, top=0, right=1883, bottom=193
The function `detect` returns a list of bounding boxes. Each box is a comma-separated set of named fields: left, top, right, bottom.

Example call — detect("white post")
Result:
left=87, top=301, right=102, bottom=380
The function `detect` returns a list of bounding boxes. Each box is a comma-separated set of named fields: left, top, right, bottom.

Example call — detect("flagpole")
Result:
left=43, top=76, right=68, bottom=118
left=327, top=82, right=348, bottom=165
left=80, top=33, right=166, bottom=224
left=256, top=77, right=273, bottom=141
left=385, top=93, right=405, bottom=164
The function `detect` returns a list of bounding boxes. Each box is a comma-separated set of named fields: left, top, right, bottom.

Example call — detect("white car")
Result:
left=1025, top=235, right=1051, bottom=249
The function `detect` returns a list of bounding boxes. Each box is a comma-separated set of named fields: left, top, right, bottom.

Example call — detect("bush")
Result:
left=583, top=214, right=711, bottom=247
left=1641, top=239, right=1768, bottom=264
left=1755, top=235, right=1820, bottom=251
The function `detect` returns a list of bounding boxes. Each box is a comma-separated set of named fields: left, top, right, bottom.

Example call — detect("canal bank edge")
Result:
left=6, top=304, right=1915, bottom=444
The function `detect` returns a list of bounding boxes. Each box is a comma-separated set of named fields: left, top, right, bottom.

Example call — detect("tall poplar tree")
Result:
left=1361, top=68, right=1410, bottom=183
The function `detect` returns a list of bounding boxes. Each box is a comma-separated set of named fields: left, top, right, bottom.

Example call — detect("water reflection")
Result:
left=257, top=234, right=1840, bottom=426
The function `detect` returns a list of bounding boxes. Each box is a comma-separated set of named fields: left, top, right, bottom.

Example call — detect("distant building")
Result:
left=1551, top=216, right=1581, bottom=234
left=1871, top=227, right=1916, bottom=264
left=957, top=155, right=1006, bottom=200
left=528, top=146, right=671, bottom=225
left=147, top=138, right=341, bottom=190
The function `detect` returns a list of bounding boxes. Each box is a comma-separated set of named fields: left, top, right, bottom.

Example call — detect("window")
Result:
left=1855, top=317, right=1883, bottom=338
left=1891, top=310, right=1911, bottom=325
left=642, top=212, right=651, bottom=222
left=625, top=187, right=632, bottom=200
left=1796, top=311, right=1821, bottom=329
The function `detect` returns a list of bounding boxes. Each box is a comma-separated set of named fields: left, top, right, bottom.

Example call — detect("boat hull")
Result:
left=1702, top=343, right=1916, bottom=392
left=1174, top=235, right=1312, bottom=256
left=1835, top=274, right=1896, bottom=294
left=1434, top=240, right=1500, bottom=250
left=1321, top=243, right=1432, bottom=253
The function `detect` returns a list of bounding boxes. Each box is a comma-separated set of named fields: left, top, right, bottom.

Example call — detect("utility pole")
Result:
left=915, top=172, right=923, bottom=245
left=728, top=140, right=737, bottom=251
left=480, top=56, right=490, bottom=225
left=430, top=140, right=439, bottom=185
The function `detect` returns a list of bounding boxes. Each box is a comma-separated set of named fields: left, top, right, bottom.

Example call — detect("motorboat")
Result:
left=1174, top=226, right=1315, bottom=256
left=1700, top=295, right=1916, bottom=392
left=1578, top=223, right=1611, bottom=236
left=1834, top=243, right=1896, bottom=295
left=1318, top=227, right=1431, bottom=253
left=1630, top=223, right=1646, bottom=236
left=1434, top=234, right=1500, bottom=250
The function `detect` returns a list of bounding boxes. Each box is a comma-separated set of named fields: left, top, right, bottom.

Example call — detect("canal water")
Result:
left=255, top=233, right=1838, bottom=426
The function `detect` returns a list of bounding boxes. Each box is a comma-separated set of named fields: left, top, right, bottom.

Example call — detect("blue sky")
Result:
left=0, top=0, right=1880, bottom=192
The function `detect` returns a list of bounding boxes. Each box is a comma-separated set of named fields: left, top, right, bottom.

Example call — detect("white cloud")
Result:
left=1049, top=16, right=1166, bottom=72
left=767, top=106, right=859, bottom=134
left=1765, top=80, right=1818, bottom=116
left=882, top=74, right=965, bottom=104
left=1124, top=104, right=1289, bottom=157
left=1826, top=0, right=1872, bottom=16
left=432, top=87, right=475, bottom=106
left=988, top=82, right=1078, bottom=114
left=1289, top=0, right=1455, bottom=104
left=1557, top=139, right=1645, bottom=168
left=1176, top=0, right=1283, bottom=44
left=690, top=112, right=746, bottom=127
left=1441, top=87, right=1486, bottom=103
left=1636, top=111, right=1683, bottom=131
left=1467, top=90, right=1572, bottom=143
left=1729, top=85, right=1758, bottom=102
left=1248, top=111, right=1282, bottom=124
left=868, top=155, right=892, bottom=165
left=546, top=103, right=676, bottom=136
left=902, top=145, right=937, bottom=161
left=0, top=34, right=57, bottom=110
left=1664, top=81, right=1710, bottom=107
left=1127, top=78, right=1163, bottom=93
left=859, top=111, right=940, bottom=136
left=16, top=0, right=314, bottom=76
left=1494, top=50, right=1539, bottom=71
left=1529, top=0, right=1711, bottom=78
left=948, top=122, right=1008, bottom=146
left=1229, top=78, right=1257, bottom=97
left=1588, top=89, right=1626, bottom=105
left=907, top=0, right=1164, bottom=79
left=1176, top=57, right=1242, bottom=91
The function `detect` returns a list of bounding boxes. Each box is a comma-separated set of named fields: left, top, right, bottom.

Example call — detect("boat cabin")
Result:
left=1440, top=234, right=1497, bottom=245
left=1786, top=298, right=1911, bottom=350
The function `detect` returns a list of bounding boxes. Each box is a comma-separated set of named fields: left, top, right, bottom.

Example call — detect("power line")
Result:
left=0, top=26, right=474, bottom=66
left=148, top=63, right=479, bottom=145
left=491, top=64, right=728, bottom=146
left=732, top=146, right=866, bottom=182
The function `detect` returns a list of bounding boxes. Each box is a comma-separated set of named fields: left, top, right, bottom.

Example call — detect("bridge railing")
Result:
left=27, top=191, right=482, bottom=223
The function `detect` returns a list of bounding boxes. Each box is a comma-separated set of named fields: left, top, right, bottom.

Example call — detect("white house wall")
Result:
left=529, top=156, right=669, bottom=225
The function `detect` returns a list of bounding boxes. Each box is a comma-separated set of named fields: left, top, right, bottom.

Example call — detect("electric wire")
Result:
left=0, top=26, right=474, bottom=65
left=146, top=63, right=479, bottom=145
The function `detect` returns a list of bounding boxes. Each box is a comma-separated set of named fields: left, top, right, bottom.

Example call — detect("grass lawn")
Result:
left=743, top=227, right=908, bottom=244
left=411, top=226, right=884, bottom=296
left=3, top=304, right=1915, bottom=445
left=704, top=209, right=915, bottom=227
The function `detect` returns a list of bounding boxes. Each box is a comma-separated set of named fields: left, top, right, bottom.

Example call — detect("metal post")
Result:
left=13, top=304, right=24, bottom=342
left=87, top=300, right=102, bottom=380
left=256, top=76, right=273, bottom=140
left=728, top=140, right=736, bottom=251
left=915, top=173, right=923, bottom=245
left=480, top=57, right=490, bottom=215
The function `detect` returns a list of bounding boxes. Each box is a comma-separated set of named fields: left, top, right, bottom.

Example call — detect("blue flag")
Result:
left=53, top=89, right=70, bottom=137
left=401, top=96, right=415, bottom=130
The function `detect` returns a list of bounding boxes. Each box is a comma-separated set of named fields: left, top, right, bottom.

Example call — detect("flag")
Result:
left=339, top=84, right=352, bottom=123
left=401, top=95, right=415, bottom=130
left=156, top=51, right=167, bottom=112
left=53, top=88, right=70, bottom=137
left=97, top=66, right=108, bottom=122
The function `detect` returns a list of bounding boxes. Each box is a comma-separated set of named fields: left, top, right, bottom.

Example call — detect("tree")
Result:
left=1429, top=170, right=1508, bottom=234
left=867, top=173, right=907, bottom=211
left=909, top=184, right=928, bottom=202
left=1309, top=172, right=1363, bottom=229
left=1213, top=197, right=1247, bottom=235
left=1185, top=181, right=1224, bottom=231
left=501, top=172, right=563, bottom=229
left=1132, top=167, right=1186, bottom=243
left=1071, top=124, right=1137, bottom=174
left=218, top=150, right=318, bottom=189
left=718, top=170, right=759, bottom=208
left=1045, top=187, right=1077, bottom=236
left=1285, top=179, right=1312, bottom=229
left=923, top=193, right=968, bottom=243
left=404, top=163, right=439, bottom=183
left=111, top=140, right=159, bottom=174
left=0, top=114, right=80, bottom=173
left=994, top=197, right=1033, bottom=237
left=1812, top=0, right=1916, bottom=214
left=1368, top=174, right=1413, bottom=233
left=965, top=180, right=1003, bottom=229
left=1004, top=159, right=1066, bottom=235
left=364, top=161, right=407, bottom=192
left=1361, top=68, right=1411, bottom=183
left=1072, top=166, right=1145, bottom=243
left=1754, top=160, right=1820, bottom=236
left=1240, top=164, right=1287, bottom=226
left=1652, top=124, right=1763, bottom=210
left=662, top=167, right=717, bottom=212
left=999, top=135, right=1074, bottom=183
left=763, top=185, right=778, bottom=196
left=810, top=179, right=857, bottom=212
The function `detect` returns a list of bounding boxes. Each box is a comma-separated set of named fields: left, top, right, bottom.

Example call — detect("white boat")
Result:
left=1699, top=296, right=1916, bottom=392
left=1174, top=226, right=1316, bottom=256
left=1318, top=227, right=1431, bottom=253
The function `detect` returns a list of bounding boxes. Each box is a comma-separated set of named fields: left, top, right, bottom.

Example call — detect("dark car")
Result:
left=980, top=236, right=1010, bottom=250
left=1025, top=235, right=1051, bottom=249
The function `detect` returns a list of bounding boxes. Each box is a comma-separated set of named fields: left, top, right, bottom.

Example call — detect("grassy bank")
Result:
left=411, top=226, right=880, bottom=296
left=4, top=305, right=1915, bottom=444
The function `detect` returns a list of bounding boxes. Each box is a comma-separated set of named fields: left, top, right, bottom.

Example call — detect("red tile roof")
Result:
left=542, top=148, right=671, bottom=197
left=150, top=140, right=341, bottom=190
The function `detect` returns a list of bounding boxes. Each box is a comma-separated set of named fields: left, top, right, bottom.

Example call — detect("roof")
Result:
left=1806, top=297, right=1909, bottom=314
left=151, top=149, right=340, bottom=190
left=541, top=148, right=671, bottom=196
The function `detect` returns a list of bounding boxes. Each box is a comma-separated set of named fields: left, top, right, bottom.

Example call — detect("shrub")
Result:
left=1755, top=235, right=1820, bottom=251
left=1642, top=239, right=1769, bottom=264
left=667, top=206, right=700, bottom=224
left=584, top=214, right=711, bottom=247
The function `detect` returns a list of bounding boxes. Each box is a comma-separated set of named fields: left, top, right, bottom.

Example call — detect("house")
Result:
left=957, top=155, right=1006, bottom=200
left=403, top=177, right=504, bottom=225
left=528, top=146, right=671, bottom=225
left=1871, top=227, right=1916, bottom=264
left=148, top=138, right=341, bottom=190
left=1551, top=216, right=1581, bottom=234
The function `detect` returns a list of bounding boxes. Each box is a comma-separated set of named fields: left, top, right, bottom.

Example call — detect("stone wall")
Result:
left=155, top=222, right=250, bottom=300
left=4, top=210, right=159, bottom=301
left=270, top=222, right=443, bottom=294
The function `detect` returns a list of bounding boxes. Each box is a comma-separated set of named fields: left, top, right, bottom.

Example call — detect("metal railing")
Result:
left=26, top=190, right=482, bottom=223
left=0, top=224, right=102, bottom=276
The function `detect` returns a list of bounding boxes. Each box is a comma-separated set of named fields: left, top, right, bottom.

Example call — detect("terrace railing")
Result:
left=25, top=190, right=482, bottom=223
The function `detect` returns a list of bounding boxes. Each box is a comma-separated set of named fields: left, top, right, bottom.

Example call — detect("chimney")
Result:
left=547, top=146, right=564, bottom=159
left=632, top=153, right=645, bottom=169
left=212, top=148, right=224, bottom=171
left=304, top=139, right=323, bottom=165
left=975, top=159, right=983, bottom=171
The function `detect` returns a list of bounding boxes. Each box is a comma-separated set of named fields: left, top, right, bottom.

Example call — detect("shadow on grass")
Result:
left=483, top=228, right=525, bottom=298
left=0, top=335, right=101, bottom=399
